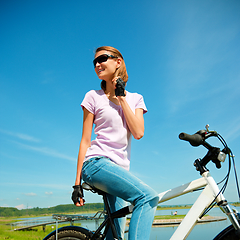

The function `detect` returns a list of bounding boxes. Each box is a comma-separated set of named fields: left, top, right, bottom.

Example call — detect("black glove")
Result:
left=115, top=78, right=126, bottom=97
left=71, top=185, right=84, bottom=204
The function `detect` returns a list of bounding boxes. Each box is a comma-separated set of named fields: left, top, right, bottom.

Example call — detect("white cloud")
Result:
left=15, top=204, right=25, bottom=210
left=1, top=204, right=9, bottom=207
left=15, top=142, right=76, bottom=161
left=45, top=192, right=53, bottom=195
left=24, top=192, right=37, bottom=196
left=0, top=182, right=70, bottom=191
left=0, top=129, right=40, bottom=143
left=225, top=118, right=240, bottom=141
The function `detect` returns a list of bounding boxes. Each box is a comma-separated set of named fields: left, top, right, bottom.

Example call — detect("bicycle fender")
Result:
left=43, top=225, right=93, bottom=240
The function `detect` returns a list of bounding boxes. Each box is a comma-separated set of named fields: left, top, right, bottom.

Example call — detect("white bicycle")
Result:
left=43, top=125, right=240, bottom=240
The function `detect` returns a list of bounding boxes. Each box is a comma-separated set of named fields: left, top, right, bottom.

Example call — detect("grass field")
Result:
left=0, top=217, right=54, bottom=240
left=154, top=215, right=185, bottom=220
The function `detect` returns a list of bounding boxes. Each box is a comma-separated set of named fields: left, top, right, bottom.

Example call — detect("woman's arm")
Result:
left=74, top=107, right=94, bottom=206
left=118, top=96, right=144, bottom=140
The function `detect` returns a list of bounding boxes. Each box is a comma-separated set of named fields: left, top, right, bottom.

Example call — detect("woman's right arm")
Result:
left=74, top=107, right=94, bottom=206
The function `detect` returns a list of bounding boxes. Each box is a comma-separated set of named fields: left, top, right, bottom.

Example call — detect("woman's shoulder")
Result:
left=126, top=91, right=144, bottom=100
left=81, top=89, right=105, bottom=111
left=126, top=91, right=147, bottom=111
left=84, top=89, right=104, bottom=98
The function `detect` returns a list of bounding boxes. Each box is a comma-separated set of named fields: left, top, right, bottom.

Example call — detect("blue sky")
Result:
left=0, top=0, right=240, bottom=210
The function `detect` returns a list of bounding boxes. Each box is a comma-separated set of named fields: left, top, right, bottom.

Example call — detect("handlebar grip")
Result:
left=179, top=132, right=203, bottom=146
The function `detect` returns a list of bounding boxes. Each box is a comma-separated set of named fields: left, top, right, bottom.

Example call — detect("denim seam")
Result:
left=102, top=167, right=147, bottom=240
left=133, top=192, right=145, bottom=240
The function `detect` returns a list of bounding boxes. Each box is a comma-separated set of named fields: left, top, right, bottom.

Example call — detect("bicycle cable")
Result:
left=217, top=133, right=240, bottom=199
left=200, top=132, right=240, bottom=218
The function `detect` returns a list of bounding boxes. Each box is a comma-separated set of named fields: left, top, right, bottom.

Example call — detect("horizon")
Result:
left=5, top=202, right=240, bottom=211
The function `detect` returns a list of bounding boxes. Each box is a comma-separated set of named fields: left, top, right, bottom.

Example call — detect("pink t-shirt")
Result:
left=81, top=89, right=147, bottom=171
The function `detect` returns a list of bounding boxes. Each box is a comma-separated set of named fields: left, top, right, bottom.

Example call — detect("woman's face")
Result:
left=94, top=50, right=121, bottom=81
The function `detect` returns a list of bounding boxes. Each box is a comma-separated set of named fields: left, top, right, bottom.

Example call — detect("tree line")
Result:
left=1, top=202, right=239, bottom=217
left=0, top=203, right=104, bottom=217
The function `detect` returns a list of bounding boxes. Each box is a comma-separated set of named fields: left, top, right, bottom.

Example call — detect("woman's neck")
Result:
left=103, top=82, right=120, bottom=105
left=104, top=81, right=115, bottom=97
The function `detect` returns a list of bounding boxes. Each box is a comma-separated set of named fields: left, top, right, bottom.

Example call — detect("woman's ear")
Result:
left=116, top=58, right=122, bottom=69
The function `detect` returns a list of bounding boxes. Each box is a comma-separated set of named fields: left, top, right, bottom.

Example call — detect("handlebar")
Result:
left=179, top=132, right=204, bottom=146
left=178, top=128, right=227, bottom=173
left=180, top=126, right=240, bottom=215
left=179, top=129, right=218, bottom=146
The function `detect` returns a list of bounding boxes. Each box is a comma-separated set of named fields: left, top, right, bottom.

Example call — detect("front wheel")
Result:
left=43, top=226, right=93, bottom=240
left=213, top=224, right=240, bottom=240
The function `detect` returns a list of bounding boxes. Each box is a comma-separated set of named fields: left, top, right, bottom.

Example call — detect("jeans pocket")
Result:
left=82, top=156, right=109, bottom=185
left=82, top=158, right=98, bottom=184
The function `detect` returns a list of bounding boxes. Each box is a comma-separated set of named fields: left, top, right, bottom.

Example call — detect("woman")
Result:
left=72, top=46, right=159, bottom=240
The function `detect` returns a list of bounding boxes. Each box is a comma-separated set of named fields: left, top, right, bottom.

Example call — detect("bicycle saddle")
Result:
left=82, top=182, right=105, bottom=195
left=82, top=182, right=93, bottom=191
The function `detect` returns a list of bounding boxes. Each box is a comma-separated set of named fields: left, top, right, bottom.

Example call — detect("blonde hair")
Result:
left=95, top=46, right=128, bottom=91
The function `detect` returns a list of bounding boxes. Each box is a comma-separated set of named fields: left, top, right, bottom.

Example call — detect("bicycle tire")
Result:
left=213, top=223, right=240, bottom=240
left=43, top=226, right=93, bottom=240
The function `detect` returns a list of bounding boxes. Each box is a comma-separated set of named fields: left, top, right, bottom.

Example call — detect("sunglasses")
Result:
left=93, top=54, right=118, bottom=67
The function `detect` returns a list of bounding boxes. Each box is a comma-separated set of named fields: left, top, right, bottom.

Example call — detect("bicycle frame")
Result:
left=157, top=171, right=240, bottom=240
left=44, top=128, right=240, bottom=240
left=45, top=171, right=239, bottom=240
left=85, top=169, right=240, bottom=239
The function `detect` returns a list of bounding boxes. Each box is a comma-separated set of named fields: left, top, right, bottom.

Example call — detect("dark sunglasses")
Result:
left=93, top=54, right=118, bottom=67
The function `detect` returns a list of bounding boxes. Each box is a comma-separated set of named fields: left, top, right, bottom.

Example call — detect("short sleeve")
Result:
left=81, top=90, right=95, bottom=114
left=135, top=94, right=147, bottom=114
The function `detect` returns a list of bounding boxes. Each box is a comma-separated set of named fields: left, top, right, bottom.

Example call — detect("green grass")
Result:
left=154, top=215, right=185, bottom=220
left=0, top=217, right=65, bottom=240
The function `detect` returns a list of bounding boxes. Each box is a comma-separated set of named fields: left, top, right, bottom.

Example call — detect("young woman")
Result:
left=72, top=46, right=159, bottom=240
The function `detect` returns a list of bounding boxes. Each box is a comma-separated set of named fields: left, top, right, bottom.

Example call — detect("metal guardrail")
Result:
left=11, top=211, right=105, bottom=231
left=52, top=211, right=105, bottom=222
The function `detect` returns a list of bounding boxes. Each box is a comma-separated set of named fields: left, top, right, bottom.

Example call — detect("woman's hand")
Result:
left=75, top=198, right=85, bottom=207
left=71, top=185, right=85, bottom=207
left=112, top=77, right=145, bottom=140
left=115, top=77, right=126, bottom=97
left=112, top=77, right=144, bottom=140
left=112, top=77, right=126, bottom=97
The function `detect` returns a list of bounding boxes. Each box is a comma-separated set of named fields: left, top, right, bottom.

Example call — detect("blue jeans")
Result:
left=82, top=157, right=159, bottom=240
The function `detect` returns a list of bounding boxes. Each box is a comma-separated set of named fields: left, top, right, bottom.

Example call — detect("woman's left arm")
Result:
left=118, top=96, right=144, bottom=140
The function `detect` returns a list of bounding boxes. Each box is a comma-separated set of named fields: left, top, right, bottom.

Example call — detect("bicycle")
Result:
left=43, top=125, right=240, bottom=240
